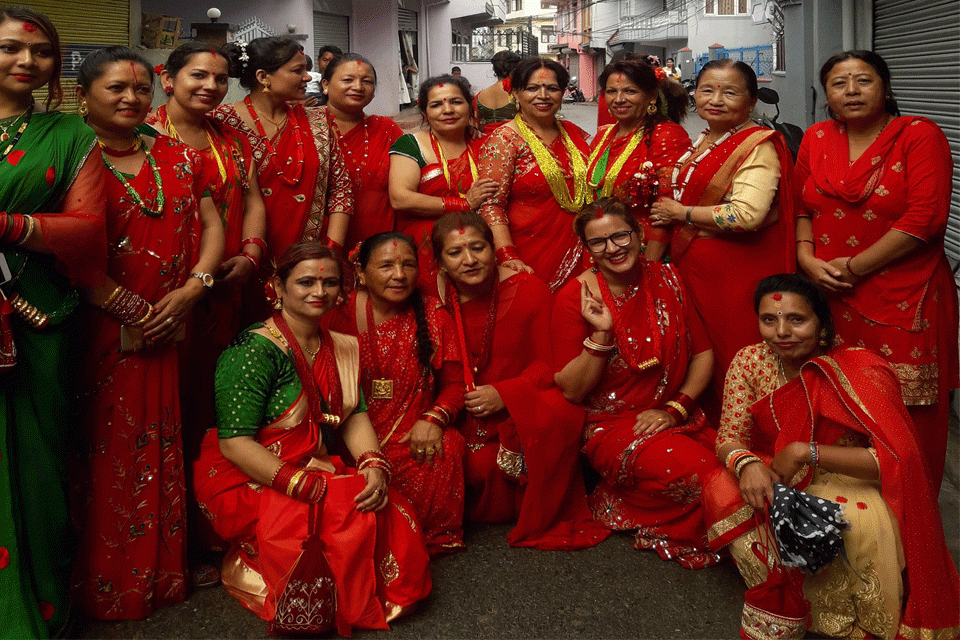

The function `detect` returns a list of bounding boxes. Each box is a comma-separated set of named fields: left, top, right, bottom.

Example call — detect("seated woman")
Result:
left=194, top=244, right=431, bottom=636
left=703, top=273, right=959, bottom=640
left=552, top=198, right=720, bottom=569
left=431, top=212, right=610, bottom=550
left=323, top=233, right=467, bottom=555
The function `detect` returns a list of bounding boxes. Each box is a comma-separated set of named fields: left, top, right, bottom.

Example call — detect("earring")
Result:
left=263, top=81, right=271, bottom=94
left=163, top=85, right=173, bottom=96
left=77, top=100, right=88, bottom=117
left=646, top=102, right=658, bottom=115
left=273, top=297, right=283, bottom=310
left=818, top=329, right=828, bottom=347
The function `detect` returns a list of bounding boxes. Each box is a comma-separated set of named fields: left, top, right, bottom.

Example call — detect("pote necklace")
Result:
left=514, top=114, right=588, bottom=213
left=671, top=122, right=746, bottom=201
left=586, top=123, right=647, bottom=198
left=430, top=130, right=478, bottom=197
left=166, top=116, right=228, bottom=184
left=0, top=102, right=33, bottom=160
left=330, top=112, right=370, bottom=187
left=244, top=95, right=304, bottom=186
left=100, top=134, right=165, bottom=217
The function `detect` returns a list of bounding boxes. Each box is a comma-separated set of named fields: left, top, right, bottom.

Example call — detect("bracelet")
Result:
left=734, top=455, right=763, bottom=479
left=796, top=239, right=815, bottom=247
left=845, top=256, right=862, bottom=278
left=104, top=287, right=152, bottom=326
left=129, top=306, right=154, bottom=328
left=14, top=215, right=34, bottom=246
left=809, top=442, right=820, bottom=468
left=726, top=450, right=753, bottom=475
left=583, top=336, right=615, bottom=352
left=102, top=285, right=124, bottom=309
left=240, top=251, right=259, bottom=269
left=322, top=237, right=343, bottom=255
left=241, top=237, right=267, bottom=254
left=0, top=212, right=24, bottom=244
left=421, top=412, right=445, bottom=427
left=660, top=405, right=683, bottom=424
left=664, top=400, right=688, bottom=421
left=356, top=450, right=387, bottom=468
left=495, top=245, right=521, bottom=264
left=583, top=344, right=610, bottom=358
left=271, top=462, right=298, bottom=494
left=669, top=392, right=695, bottom=417
left=442, top=196, right=471, bottom=213
left=684, top=206, right=693, bottom=225
left=724, top=448, right=751, bottom=471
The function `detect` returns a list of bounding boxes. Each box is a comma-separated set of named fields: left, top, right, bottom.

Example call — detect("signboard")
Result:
left=62, top=44, right=103, bottom=79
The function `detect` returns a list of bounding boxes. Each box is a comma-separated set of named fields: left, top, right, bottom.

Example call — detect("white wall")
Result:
left=352, top=0, right=400, bottom=116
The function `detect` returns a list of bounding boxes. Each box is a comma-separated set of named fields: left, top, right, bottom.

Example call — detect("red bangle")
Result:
left=1, top=213, right=25, bottom=244
left=322, top=236, right=343, bottom=254
left=241, top=237, right=267, bottom=254
left=442, top=196, right=470, bottom=213
left=845, top=256, right=861, bottom=277
left=659, top=405, right=683, bottom=424
left=240, top=251, right=259, bottom=269
left=421, top=412, right=445, bottom=427
left=670, top=392, right=695, bottom=416
left=271, top=462, right=298, bottom=495
left=495, top=245, right=521, bottom=264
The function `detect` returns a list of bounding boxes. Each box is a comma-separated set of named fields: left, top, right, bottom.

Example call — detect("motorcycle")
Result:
left=754, top=87, right=804, bottom=161
left=681, top=78, right=696, bottom=109
left=564, top=77, right=585, bottom=103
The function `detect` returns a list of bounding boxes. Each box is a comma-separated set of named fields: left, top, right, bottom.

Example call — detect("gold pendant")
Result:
left=372, top=379, right=394, bottom=399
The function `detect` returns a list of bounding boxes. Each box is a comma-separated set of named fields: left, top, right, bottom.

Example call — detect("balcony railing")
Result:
left=609, top=7, right=688, bottom=44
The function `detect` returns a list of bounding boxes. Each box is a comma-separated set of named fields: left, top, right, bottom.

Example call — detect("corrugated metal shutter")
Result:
left=399, top=8, right=418, bottom=32
left=27, top=0, right=130, bottom=113
left=313, top=12, right=349, bottom=55
left=874, top=0, right=960, bottom=263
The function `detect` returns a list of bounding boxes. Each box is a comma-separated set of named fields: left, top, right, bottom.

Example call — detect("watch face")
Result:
left=202, top=273, right=215, bottom=287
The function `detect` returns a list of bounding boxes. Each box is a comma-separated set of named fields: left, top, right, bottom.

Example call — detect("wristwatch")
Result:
left=191, top=272, right=214, bottom=288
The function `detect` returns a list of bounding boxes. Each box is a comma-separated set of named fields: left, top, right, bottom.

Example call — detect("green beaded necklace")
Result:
left=100, top=134, right=165, bottom=217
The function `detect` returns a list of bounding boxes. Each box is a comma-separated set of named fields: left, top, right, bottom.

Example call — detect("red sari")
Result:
left=703, top=345, right=960, bottom=640
left=324, top=292, right=467, bottom=555
left=330, top=112, right=403, bottom=253
left=73, top=136, right=204, bottom=619
left=795, top=116, right=959, bottom=487
left=194, top=328, right=431, bottom=636
left=478, top=120, right=591, bottom=292
left=443, top=272, right=611, bottom=550
left=669, top=127, right=797, bottom=389
left=552, top=263, right=721, bottom=568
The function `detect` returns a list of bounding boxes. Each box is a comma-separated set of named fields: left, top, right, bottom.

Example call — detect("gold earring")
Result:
left=263, top=81, right=271, bottom=94
left=646, top=102, right=658, bottom=115
left=77, top=100, right=88, bottom=117
left=818, top=329, right=828, bottom=347
left=273, top=297, right=283, bottom=310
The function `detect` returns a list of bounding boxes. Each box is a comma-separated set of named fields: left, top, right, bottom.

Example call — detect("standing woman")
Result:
left=0, top=7, right=107, bottom=637
left=795, top=51, right=958, bottom=488
left=322, top=53, right=403, bottom=253
left=649, top=59, right=796, bottom=390
left=72, top=47, right=224, bottom=619
left=324, top=233, right=467, bottom=555
left=214, top=37, right=352, bottom=316
left=588, top=58, right=689, bottom=259
left=389, top=74, right=497, bottom=295
left=474, top=50, right=520, bottom=135
left=478, top=57, right=591, bottom=292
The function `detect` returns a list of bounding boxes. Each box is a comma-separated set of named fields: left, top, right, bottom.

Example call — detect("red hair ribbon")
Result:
left=154, top=63, right=165, bottom=74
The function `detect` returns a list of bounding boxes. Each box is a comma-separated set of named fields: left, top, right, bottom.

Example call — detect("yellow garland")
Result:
left=586, top=124, right=647, bottom=198
left=514, top=115, right=588, bottom=212
left=431, top=131, right=478, bottom=198
left=166, top=117, right=228, bottom=184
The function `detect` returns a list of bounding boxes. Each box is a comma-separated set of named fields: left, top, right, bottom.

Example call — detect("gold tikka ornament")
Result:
left=514, top=115, right=588, bottom=213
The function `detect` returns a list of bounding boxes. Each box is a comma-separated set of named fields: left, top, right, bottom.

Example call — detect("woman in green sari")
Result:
left=0, top=6, right=107, bottom=638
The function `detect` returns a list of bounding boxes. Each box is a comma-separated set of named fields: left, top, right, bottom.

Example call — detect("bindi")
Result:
left=391, top=241, right=398, bottom=247
left=616, top=73, right=623, bottom=83
left=22, top=21, right=37, bottom=32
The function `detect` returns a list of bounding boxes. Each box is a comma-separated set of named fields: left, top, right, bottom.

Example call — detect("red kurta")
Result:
left=478, top=120, right=591, bottom=292
left=795, top=116, right=959, bottom=487
left=445, top=272, right=611, bottom=550
left=74, top=136, right=204, bottom=619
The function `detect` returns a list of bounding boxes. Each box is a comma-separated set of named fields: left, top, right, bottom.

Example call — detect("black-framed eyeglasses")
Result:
left=584, top=230, right=634, bottom=253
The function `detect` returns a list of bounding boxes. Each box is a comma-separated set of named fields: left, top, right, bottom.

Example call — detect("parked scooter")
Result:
left=565, top=77, right=585, bottom=103
left=754, top=87, right=804, bottom=161
left=681, top=78, right=696, bottom=109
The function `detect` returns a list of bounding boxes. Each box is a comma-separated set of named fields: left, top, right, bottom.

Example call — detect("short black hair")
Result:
left=819, top=50, right=899, bottom=120
left=753, top=273, right=836, bottom=347
left=695, top=58, right=758, bottom=99
left=318, top=45, right=343, bottom=58
left=77, top=46, right=153, bottom=91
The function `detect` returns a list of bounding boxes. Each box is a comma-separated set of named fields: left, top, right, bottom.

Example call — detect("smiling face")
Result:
left=0, top=18, right=55, bottom=101
left=695, top=66, right=756, bottom=131
left=440, top=225, right=496, bottom=291
left=757, top=292, right=822, bottom=365
left=79, top=60, right=153, bottom=134
left=423, top=83, right=471, bottom=136
left=324, top=60, right=375, bottom=114
left=583, top=214, right=641, bottom=278
left=360, top=240, right=418, bottom=309
left=604, top=72, right=655, bottom=129
left=515, top=67, right=563, bottom=120
left=165, top=51, right=229, bottom=115
left=261, top=50, right=309, bottom=101
left=824, top=58, right=887, bottom=125
left=276, top=257, right=341, bottom=323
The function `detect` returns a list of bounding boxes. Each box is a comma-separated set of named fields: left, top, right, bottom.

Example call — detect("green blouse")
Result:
left=388, top=133, right=427, bottom=168
left=215, top=327, right=366, bottom=439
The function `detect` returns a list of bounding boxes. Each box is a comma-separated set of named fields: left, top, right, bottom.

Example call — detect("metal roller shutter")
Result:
left=874, top=0, right=960, bottom=263
left=398, top=8, right=418, bottom=32
left=25, top=0, right=130, bottom=113
left=313, top=12, right=349, bottom=56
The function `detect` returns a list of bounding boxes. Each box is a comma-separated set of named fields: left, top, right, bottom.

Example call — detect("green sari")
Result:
left=0, top=111, right=103, bottom=639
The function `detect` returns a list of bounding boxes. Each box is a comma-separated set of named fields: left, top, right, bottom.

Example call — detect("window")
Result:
left=705, top=0, right=749, bottom=15
left=507, top=0, right=523, bottom=11
left=541, top=25, right=556, bottom=43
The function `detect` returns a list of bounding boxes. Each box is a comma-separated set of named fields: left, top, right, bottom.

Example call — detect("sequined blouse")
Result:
left=717, top=342, right=781, bottom=451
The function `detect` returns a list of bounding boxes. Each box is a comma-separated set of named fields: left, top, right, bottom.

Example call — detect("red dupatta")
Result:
left=758, top=346, right=960, bottom=640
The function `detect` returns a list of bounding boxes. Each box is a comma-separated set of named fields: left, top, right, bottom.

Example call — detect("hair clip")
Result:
left=237, top=41, right=250, bottom=71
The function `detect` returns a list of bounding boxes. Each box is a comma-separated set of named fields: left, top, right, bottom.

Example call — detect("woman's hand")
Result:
left=797, top=253, right=853, bottom=292
left=827, top=256, right=861, bottom=287
left=399, top=420, right=444, bottom=465
left=649, top=197, right=685, bottom=227
left=771, top=441, right=811, bottom=485
left=354, top=467, right=388, bottom=512
left=464, top=385, right=505, bottom=418
left=501, top=259, right=533, bottom=274
left=218, top=255, right=256, bottom=287
left=579, top=281, right=613, bottom=332
left=465, top=178, right=499, bottom=210
left=632, top=409, right=676, bottom=436
left=739, top=461, right=780, bottom=512
left=143, top=281, right=204, bottom=345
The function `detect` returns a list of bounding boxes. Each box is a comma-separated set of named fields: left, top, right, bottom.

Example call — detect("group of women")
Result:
left=0, top=5, right=956, bottom=639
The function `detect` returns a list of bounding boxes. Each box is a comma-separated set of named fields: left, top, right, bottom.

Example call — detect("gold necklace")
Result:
left=266, top=323, right=320, bottom=357
left=514, top=115, right=588, bottom=212
left=166, top=117, right=228, bottom=184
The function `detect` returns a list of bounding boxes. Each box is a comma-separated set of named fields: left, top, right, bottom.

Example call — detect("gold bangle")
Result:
left=665, top=400, right=688, bottom=421
left=286, top=470, right=305, bottom=496
left=723, top=448, right=750, bottom=470
left=102, top=285, right=124, bottom=309
left=130, top=307, right=154, bottom=328
left=734, top=455, right=762, bottom=479
left=15, top=215, right=34, bottom=246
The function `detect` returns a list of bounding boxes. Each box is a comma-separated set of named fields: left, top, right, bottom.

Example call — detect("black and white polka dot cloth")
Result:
left=770, top=482, right=849, bottom=574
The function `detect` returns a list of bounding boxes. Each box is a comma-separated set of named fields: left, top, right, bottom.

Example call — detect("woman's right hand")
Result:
left=465, top=178, right=499, bottom=210
left=739, top=461, right=780, bottom=512
left=798, top=253, right=853, bottom=293
left=579, top=280, right=613, bottom=332
left=501, top=258, right=534, bottom=274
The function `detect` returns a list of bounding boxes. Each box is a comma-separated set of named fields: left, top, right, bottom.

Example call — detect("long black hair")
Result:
left=597, top=58, right=687, bottom=137
left=222, top=36, right=301, bottom=90
left=0, top=6, right=62, bottom=110
left=160, top=41, right=229, bottom=78
left=357, top=233, right=434, bottom=372
left=77, top=46, right=153, bottom=91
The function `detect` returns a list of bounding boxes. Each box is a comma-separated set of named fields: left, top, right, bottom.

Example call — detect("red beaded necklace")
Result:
left=445, top=275, right=499, bottom=391
left=244, top=95, right=304, bottom=186
left=330, top=112, right=370, bottom=188
left=594, top=268, right=660, bottom=372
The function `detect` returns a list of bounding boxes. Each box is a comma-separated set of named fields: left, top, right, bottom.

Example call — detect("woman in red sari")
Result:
left=389, top=74, right=497, bottom=295
left=702, top=273, right=959, bottom=640
left=324, top=233, right=467, bottom=555
left=588, top=58, right=689, bottom=258
left=431, top=212, right=610, bottom=550
left=795, top=51, right=958, bottom=489
left=478, top=58, right=591, bottom=292
left=649, top=59, right=796, bottom=395
left=195, top=244, right=431, bottom=636
left=553, top=198, right=720, bottom=568
left=322, top=53, right=402, bottom=253
left=73, top=47, right=225, bottom=620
